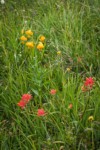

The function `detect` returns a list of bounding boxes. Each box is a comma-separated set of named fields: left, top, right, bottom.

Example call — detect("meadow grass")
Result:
left=0, top=0, right=100, bottom=149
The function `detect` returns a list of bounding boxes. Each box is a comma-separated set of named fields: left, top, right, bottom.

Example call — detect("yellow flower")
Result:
left=25, top=29, right=33, bottom=37
left=88, top=116, right=94, bottom=121
left=39, top=35, right=45, bottom=42
left=20, top=36, right=27, bottom=42
left=57, top=51, right=61, bottom=55
left=37, top=42, right=44, bottom=51
left=67, top=68, right=71, bottom=72
left=26, top=42, right=34, bottom=49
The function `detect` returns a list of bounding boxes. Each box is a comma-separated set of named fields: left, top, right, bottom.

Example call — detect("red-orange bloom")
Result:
left=50, top=89, right=57, bottom=95
left=17, top=94, right=32, bottom=109
left=17, top=100, right=26, bottom=109
left=84, top=77, right=94, bottom=89
left=37, top=109, right=46, bottom=116
left=68, top=103, right=73, bottom=109
left=21, top=94, right=32, bottom=102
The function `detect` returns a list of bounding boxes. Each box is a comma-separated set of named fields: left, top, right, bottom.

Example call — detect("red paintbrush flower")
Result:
left=84, top=77, right=94, bottom=89
left=50, top=89, right=57, bottom=95
left=37, top=108, right=46, bottom=116
left=21, top=94, right=32, bottom=102
left=81, top=77, right=94, bottom=92
left=17, top=93, right=32, bottom=109
left=17, top=100, right=26, bottom=109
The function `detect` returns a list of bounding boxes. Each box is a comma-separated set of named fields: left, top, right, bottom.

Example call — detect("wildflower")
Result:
left=37, top=108, right=46, bottom=116
left=1, top=0, right=5, bottom=4
left=82, top=77, right=94, bottom=92
left=37, top=42, right=44, bottom=51
left=57, top=51, right=61, bottom=55
left=88, top=116, right=94, bottom=121
left=84, top=77, right=94, bottom=89
left=21, top=94, right=32, bottom=102
left=20, top=36, right=27, bottom=42
left=50, top=89, right=57, bottom=95
left=39, top=35, right=45, bottom=42
left=68, top=103, right=73, bottom=109
left=26, top=42, right=34, bottom=48
left=67, top=68, right=71, bottom=72
left=17, top=94, right=32, bottom=109
left=17, top=100, right=26, bottom=109
left=25, top=29, right=33, bottom=37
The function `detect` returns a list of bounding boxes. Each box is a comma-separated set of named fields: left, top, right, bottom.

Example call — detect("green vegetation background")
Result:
left=0, top=0, right=100, bottom=149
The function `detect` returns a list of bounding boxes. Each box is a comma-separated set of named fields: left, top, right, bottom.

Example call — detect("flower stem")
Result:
left=81, top=91, right=90, bottom=121
left=91, top=122, right=94, bottom=150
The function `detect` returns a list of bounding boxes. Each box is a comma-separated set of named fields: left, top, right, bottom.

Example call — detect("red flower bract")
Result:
left=50, top=89, right=57, bottom=95
left=84, top=77, right=94, bottom=89
left=17, top=100, right=26, bottom=109
left=21, top=94, right=32, bottom=101
left=37, top=108, right=46, bottom=116
left=17, top=93, right=32, bottom=109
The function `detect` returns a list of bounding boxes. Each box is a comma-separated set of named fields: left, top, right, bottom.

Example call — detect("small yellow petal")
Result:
left=57, top=51, right=61, bottom=55
left=88, top=116, right=94, bottom=121
left=66, top=68, right=71, bottom=72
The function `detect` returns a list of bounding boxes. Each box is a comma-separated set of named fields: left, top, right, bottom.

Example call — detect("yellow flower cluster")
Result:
left=20, top=29, right=34, bottom=48
left=20, top=29, right=45, bottom=51
left=36, top=35, right=45, bottom=51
